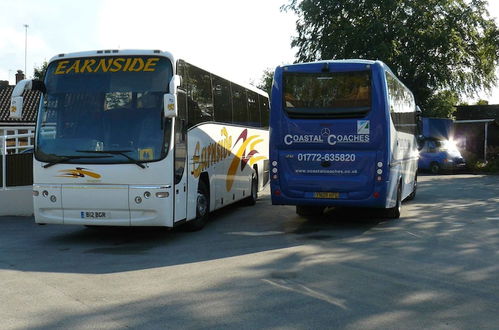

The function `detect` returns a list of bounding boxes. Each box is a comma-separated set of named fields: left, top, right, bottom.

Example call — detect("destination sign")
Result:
left=53, top=57, right=161, bottom=75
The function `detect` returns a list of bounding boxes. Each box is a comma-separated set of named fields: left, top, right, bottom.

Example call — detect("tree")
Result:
left=33, top=61, right=48, bottom=80
left=256, top=68, right=274, bottom=97
left=282, top=0, right=499, bottom=117
left=425, top=90, right=459, bottom=118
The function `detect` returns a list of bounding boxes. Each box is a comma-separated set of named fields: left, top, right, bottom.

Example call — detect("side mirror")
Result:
left=416, top=105, right=422, bottom=116
left=417, top=135, right=425, bottom=150
left=164, top=75, right=182, bottom=118
left=169, top=75, right=182, bottom=94
left=10, top=79, right=31, bottom=119
left=10, top=79, right=46, bottom=119
left=10, top=96, right=24, bottom=119
left=164, top=93, right=178, bottom=118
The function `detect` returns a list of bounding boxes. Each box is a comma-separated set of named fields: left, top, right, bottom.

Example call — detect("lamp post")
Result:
left=24, top=24, right=29, bottom=77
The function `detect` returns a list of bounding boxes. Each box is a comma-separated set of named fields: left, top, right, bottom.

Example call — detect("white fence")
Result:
left=0, top=127, right=35, bottom=216
left=0, top=126, right=35, bottom=154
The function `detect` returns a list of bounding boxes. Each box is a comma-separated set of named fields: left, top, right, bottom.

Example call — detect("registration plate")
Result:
left=313, top=192, right=339, bottom=199
left=81, top=211, right=109, bottom=219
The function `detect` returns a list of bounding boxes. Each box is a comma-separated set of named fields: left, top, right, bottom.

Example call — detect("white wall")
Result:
left=0, top=127, right=35, bottom=216
left=0, top=187, right=33, bottom=216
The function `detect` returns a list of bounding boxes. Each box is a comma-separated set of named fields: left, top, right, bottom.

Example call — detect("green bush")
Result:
left=469, top=157, right=499, bottom=174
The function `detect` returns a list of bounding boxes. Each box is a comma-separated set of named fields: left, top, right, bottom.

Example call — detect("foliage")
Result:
left=463, top=147, right=499, bottom=173
left=469, top=158, right=499, bottom=174
left=282, top=0, right=499, bottom=116
left=256, top=68, right=274, bottom=97
left=33, top=61, right=48, bottom=81
left=476, top=99, right=489, bottom=105
left=424, top=90, right=460, bottom=118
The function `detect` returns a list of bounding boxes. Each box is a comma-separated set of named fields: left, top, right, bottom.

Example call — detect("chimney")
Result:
left=15, top=70, right=25, bottom=84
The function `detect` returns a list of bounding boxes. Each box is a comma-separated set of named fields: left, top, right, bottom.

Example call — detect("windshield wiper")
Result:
left=43, top=155, right=112, bottom=168
left=76, top=150, right=146, bottom=169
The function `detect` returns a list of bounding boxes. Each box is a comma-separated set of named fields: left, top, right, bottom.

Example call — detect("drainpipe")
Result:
left=484, top=122, right=488, bottom=163
left=1, top=135, right=5, bottom=190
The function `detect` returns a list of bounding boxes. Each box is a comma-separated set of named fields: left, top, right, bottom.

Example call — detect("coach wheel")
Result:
left=244, top=169, right=258, bottom=206
left=384, top=182, right=402, bottom=219
left=405, top=174, right=417, bottom=201
left=185, top=180, right=210, bottom=231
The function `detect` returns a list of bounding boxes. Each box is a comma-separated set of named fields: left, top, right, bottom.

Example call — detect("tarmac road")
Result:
left=0, top=174, right=498, bottom=329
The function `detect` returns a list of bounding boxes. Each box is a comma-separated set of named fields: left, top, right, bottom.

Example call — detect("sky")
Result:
left=0, top=0, right=296, bottom=88
left=0, top=0, right=498, bottom=104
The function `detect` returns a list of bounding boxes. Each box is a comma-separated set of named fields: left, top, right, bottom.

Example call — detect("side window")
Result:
left=212, top=75, right=232, bottom=123
left=386, top=72, right=416, bottom=135
left=231, top=84, right=248, bottom=125
left=185, top=63, right=213, bottom=126
left=247, top=91, right=260, bottom=127
left=174, top=90, right=188, bottom=184
left=175, top=60, right=188, bottom=184
left=259, top=95, right=269, bottom=128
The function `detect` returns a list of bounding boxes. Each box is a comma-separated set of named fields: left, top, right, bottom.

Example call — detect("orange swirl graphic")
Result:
left=226, top=129, right=265, bottom=192
left=57, top=168, right=101, bottom=179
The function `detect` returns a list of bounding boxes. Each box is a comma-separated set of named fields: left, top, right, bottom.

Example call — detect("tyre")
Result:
left=383, top=182, right=401, bottom=219
left=296, top=205, right=325, bottom=217
left=243, top=169, right=258, bottom=206
left=430, top=162, right=440, bottom=174
left=405, top=174, right=417, bottom=201
left=184, top=180, right=210, bottom=231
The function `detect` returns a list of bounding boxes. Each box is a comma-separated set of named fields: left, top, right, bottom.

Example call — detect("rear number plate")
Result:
left=81, top=211, right=108, bottom=219
left=313, top=192, right=339, bottom=199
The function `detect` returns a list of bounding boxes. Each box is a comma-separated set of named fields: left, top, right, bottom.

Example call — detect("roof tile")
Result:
left=0, top=85, right=40, bottom=124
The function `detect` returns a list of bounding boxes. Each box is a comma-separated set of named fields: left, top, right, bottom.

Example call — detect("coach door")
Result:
left=174, top=89, right=188, bottom=223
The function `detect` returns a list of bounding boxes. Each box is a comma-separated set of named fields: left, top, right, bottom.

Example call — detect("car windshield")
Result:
left=36, top=55, right=173, bottom=164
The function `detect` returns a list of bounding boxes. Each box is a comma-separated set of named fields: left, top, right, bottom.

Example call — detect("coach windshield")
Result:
left=36, top=55, right=173, bottom=166
left=283, top=70, right=371, bottom=118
